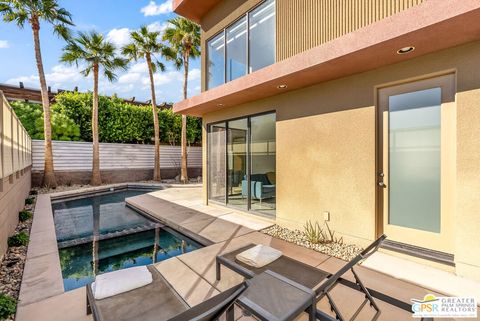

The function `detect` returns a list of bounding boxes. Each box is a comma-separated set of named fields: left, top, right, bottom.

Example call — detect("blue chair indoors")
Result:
left=241, top=173, right=276, bottom=204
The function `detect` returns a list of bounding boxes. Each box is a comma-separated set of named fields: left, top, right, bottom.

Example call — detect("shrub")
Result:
left=52, top=91, right=202, bottom=144
left=19, top=210, right=32, bottom=222
left=0, top=293, right=16, bottom=320
left=10, top=101, right=80, bottom=141
left=303, top=220, right=327, bottom=244
left=7, top=232, right=29, bottom=247
left=25, top=198, right=34, bottom=205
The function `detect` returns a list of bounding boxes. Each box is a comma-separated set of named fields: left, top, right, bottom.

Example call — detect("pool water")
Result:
left=52, top=189, right=201, bottom=291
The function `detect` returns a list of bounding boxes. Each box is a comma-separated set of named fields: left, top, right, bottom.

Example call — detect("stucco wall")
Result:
left=0, top=168, right=31, bottom=257
left=202, top=41, right=480, bottom=280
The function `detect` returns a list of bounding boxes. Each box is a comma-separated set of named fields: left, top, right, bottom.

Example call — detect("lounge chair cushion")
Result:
left=92, top=266, right=153, bottom=300
left=88, top=266, right=188, bottom=321
left=236, top=244, right=282, bottom=268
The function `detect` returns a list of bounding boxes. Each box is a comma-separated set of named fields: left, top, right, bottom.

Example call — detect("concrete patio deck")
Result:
left=16, top=184, right=476, bottom=321
left=125, top=186, right=461, bottom=321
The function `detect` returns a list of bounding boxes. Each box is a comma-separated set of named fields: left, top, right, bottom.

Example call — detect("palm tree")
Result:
left=122, top=26, right=174, bottom=181
left=61, top=31, right=127, bottom=185
left=0, top=0, right=74, bottom=188
left=163, top=17, right=200, bottom=184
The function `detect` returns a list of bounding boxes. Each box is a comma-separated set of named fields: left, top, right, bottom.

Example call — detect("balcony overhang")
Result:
left=174, top=0, right=480, bottom=117
left=172, top=0, right=222, bottom=23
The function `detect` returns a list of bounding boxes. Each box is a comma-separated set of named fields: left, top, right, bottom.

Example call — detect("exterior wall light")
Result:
left=397, top=46, right=415, bottom=54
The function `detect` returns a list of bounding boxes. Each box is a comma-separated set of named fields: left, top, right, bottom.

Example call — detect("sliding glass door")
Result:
left=207, top=123, right=226, bottom=203
left=208, top=112, right=276, bottom=216
left=227, top=119, right=248, bottom=209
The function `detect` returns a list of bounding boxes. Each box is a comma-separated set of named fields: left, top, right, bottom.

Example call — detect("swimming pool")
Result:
left=52, top=188, right=201, bottom=291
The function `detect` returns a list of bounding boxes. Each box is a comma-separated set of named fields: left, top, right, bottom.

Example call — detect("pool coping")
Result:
left=17, top=182, right=170, bottom=308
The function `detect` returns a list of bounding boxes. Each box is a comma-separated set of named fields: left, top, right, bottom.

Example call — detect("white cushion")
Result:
left=236, top=244, right=283, bottom=268
left=92, top=266, right=153, bottom=300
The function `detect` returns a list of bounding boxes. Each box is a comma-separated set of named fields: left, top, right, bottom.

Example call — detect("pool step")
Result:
left=57, top=222, right=164, bottom=248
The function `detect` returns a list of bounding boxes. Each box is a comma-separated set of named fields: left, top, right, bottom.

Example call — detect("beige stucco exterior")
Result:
left=201, top=41, right=480, bottom=281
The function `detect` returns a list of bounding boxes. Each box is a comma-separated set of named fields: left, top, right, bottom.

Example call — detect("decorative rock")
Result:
left=0, top=200, right=34, bottom=301
left=261, top=225, right=363, bottom=261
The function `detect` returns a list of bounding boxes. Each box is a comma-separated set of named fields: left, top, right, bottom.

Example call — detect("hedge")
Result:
left=11, top=91, right=202, bottom=145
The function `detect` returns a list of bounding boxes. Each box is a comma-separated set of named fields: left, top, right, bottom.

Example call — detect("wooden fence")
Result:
left=1, top=92, right=32, bottom=178
left=31, top=140, right=202, bottom=171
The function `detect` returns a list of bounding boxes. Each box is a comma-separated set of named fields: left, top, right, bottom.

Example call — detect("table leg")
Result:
left=226, top=304, right=235, bottom=321
left=216, top=260, right=221, bottom=281
left=309, top=300, right=316, bottom=321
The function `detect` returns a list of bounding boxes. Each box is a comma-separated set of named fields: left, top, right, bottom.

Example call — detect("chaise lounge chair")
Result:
left=86, top=265, right=247, bottom=321
left=216, top=235, right=387, bottom=321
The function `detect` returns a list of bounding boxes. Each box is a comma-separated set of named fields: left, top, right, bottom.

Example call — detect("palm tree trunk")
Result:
left=180, top=52, right=189, bottom=183
left=32, top=23, right=57, bottom=188
left=146, top=53, right=161, bottom=181
left=91, top=64, right=102, bottom=185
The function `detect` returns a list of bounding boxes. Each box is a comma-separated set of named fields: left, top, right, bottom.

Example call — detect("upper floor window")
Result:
left=207, top=0, right=276, bottom=90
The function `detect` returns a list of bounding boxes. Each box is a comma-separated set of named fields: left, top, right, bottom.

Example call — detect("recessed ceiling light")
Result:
left=397, top=46, right=415, bottom=54
left=217, top=103, right=224, bottom=107
left=277, top=84, right=287, bottom=89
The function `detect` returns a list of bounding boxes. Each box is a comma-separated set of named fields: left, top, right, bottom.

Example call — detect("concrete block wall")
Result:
left=0, top=168, right=31, bottom=257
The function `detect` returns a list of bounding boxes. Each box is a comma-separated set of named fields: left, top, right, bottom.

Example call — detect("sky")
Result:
left=0, top=0, right=201, bottom=104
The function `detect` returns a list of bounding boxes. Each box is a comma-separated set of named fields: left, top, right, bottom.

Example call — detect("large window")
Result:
left=208, top=112, right=276, bottom=216
left=226, top=17, right=247, bottom=82
left=249, top=0, right=276, bottom=73
left=206, top=0, right=276, bottom=89
left=207, top=33, right=225, bottom=90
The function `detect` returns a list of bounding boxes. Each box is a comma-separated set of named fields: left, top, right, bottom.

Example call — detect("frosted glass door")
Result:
left=379, top=74, right=455, bottom=253
left=388, top=88, right=441, bottom=233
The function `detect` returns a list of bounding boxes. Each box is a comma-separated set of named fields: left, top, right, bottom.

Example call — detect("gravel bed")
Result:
left=261, top=225, right=363, bottom=261
left=0, top=197, right=35, bottom=321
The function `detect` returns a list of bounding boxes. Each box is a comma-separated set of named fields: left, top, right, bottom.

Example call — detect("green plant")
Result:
left=25, top=197, right=34, bottom=205
left=324, top=221, right=344, bottom=245
left=10, top=101, right=81, bottom=141
left=52, top=91, right=202, bottom=144
left=7, top=232, right=29, bottom=247
left=0, top=293, right=16, bottom=320
left=19, top=210, right=32, bottom=222
left=303, top=220, right=327, bottom=244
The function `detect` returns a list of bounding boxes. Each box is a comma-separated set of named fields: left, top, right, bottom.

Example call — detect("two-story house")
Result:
left=172, top=0, right=480, bottom=281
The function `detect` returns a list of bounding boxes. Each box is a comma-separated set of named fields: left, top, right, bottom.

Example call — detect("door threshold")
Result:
left=382, top=240, right=455, bottom=267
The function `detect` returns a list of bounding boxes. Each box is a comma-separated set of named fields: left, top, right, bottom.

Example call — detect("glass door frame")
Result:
left=376, top=73, right=456, bottom=253
left=207, top=110, right=276, bottom=216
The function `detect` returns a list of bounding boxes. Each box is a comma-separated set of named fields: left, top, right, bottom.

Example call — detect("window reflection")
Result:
left=208, top=113, right=276, bottom=217
left=206, top=0, right=276, bottom=89
left=226, top=17, right=247, bottom=82
left=249, top=0, right=275, bottom=72
left=207, top=32, right=225, bottom=89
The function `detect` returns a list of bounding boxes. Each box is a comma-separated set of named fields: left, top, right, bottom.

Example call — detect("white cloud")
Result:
left=130, top=62, right=148, bottom=73
left=6, top=65, right=83, bottom=89
left=118, top=72, right=141, bottom=84
left=147, top=21, right=170, bottom=34
left=0, top=40, right=10, bottom=48
left=106, top=28, right=131, bottom=47
left=188, top=68, right=201, bottom=81
left=6, top=60, right=201, bottom=103
left=141, top=0, right=172, bottom=16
